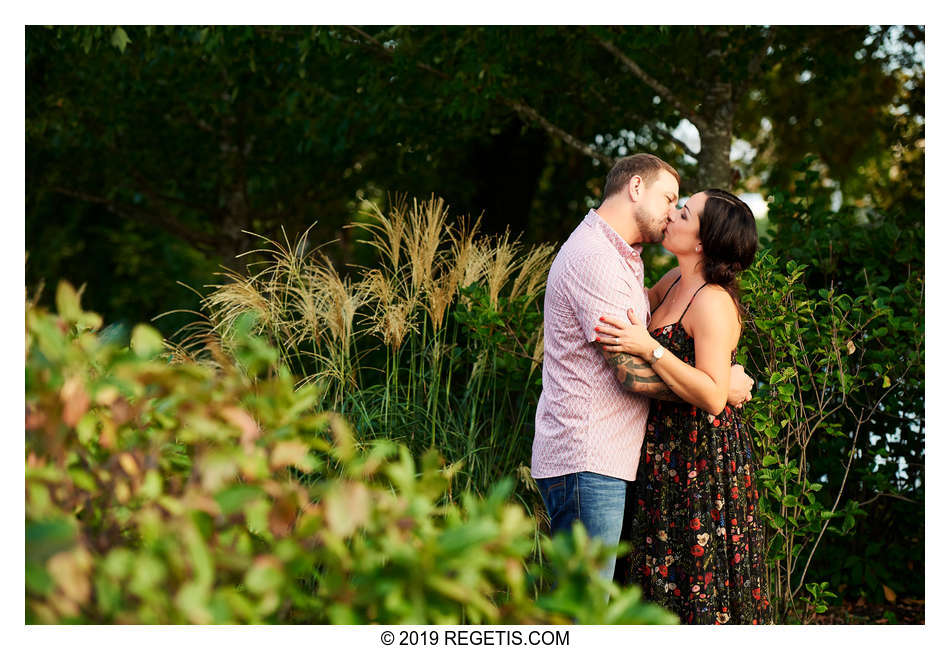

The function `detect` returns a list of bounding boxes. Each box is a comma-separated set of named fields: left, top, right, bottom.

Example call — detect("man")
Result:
left=531, top=153, right=753, bottom=581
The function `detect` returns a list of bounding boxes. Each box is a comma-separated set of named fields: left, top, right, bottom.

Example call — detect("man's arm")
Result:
left=562, top=254, right=682, bottom=400
left=601, top=347, right=682, bottom=401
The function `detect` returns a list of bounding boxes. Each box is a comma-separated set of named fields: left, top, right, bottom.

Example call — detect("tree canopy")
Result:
left=26, top=25, right=922, bottom=326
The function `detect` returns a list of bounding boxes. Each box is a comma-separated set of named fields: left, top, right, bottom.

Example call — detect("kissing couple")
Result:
left=531, top=153, right=771, bottom=625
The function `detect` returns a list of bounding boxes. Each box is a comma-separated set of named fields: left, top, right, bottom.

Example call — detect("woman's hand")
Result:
left=595, top=309, right=657, bottom=357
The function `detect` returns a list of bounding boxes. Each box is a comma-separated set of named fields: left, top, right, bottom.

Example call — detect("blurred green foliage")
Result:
left=25, top=283, right=676, bottom=624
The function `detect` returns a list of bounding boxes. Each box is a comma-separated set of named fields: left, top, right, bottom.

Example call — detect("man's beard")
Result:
left=635, top=205, right=666, bottom=243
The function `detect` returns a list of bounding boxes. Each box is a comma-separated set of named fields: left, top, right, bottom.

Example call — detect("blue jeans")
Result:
left=535, top=471, right=628, bottom=582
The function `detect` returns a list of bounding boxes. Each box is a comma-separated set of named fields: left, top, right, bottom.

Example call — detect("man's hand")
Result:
left=727, top=364, right=754, bottom=408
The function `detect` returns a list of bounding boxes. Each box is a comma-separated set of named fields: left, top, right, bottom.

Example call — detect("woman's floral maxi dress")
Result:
left=619, top=284, right=773, bottom=625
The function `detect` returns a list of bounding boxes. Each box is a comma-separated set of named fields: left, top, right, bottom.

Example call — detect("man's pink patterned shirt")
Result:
left=531, top=209, right=652, bottom=482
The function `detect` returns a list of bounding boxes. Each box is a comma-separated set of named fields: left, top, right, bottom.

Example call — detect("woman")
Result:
left=594, top=189, right=772, bottom=624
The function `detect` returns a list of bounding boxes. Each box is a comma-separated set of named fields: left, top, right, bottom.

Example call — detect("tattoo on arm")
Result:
left=604, top=351, right=682, bottom=401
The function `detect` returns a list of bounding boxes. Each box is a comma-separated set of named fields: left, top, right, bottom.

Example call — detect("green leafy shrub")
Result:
left=26, top=283, right=674, bottom=624
left=738, top=250, right=905, bottom=622
left=759, top=156, right=924, bottom=606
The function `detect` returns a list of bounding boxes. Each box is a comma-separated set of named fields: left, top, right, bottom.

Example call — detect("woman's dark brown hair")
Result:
left=697, top=189, right=759, bottom=313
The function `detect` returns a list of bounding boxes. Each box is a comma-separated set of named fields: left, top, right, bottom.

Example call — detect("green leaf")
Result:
left=111, top=27, right=131, bottom=53
left=245, top=558, right=284, bottom=594
left=26, top=518, right=77, bottom=567
left=215, top=485, right=265, bottom=515
left=55, top=281, right=82, bottom=322
left=131, top=324, right=164, bottom=358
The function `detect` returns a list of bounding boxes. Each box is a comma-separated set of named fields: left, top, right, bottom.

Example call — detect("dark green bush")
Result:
left=738, top=156, right=923, bottom=619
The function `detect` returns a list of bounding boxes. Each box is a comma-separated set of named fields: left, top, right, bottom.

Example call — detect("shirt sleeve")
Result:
left=565, top=253, right=649, bottom=343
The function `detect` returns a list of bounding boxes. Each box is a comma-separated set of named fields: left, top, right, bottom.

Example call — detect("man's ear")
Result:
left=627, top=175, right=643, bottom=202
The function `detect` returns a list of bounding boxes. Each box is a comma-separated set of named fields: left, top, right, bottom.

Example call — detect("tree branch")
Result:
left=737, top=26, right=778, bottom=98
left=652, top=124, right=700, bottom=157
left=857, top=492, right=917, bottom=508
left=504, top=99, right=614, bottom=166
left=590, top=31, right=708, bottom=131
left=127, top=169, right=221, bottom=218
left=343, top=26, right=450, bottom=80
left=51, top=185, right=222, bottom=252
left=341, top=26, right=614, bottom=167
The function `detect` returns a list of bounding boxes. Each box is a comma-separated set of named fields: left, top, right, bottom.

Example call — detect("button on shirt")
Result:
left=531, top=209, right=652, bottom=482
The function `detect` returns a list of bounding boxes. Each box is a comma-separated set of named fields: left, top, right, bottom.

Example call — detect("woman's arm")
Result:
left=596, top=287, right=741, bottom=414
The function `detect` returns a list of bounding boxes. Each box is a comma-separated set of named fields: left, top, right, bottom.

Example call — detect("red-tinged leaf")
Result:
left=220, top=405, right=260, bottom=446
left=883, top=584, right=897, bottom=603
left=47, top=547, right=92, bottom=605
left=325, top=481, right=371, bottom=537
left=26, top=405, right=47, bottom=430
left=268, top=492, right=299, bottom=537
left=270, top=440, right=313, bottom=471
left=99, top=419, right=117, bottom=449
left=60, top=376, right=90, bottom=427
left=117, top=452, right=139, bottom=477
left=110, top=398, right=133, bottom=425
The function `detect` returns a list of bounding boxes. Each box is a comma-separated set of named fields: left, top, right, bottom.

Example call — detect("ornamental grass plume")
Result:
left=483, top=231, right=521, bottom=309
left=422, top=214, right=480, bottom=330
left=458, top=240, right=492, bottom=301
left=358, top=194, right=409, bottom=275
left=203, top=267, right=277, bottom=339
left=202, top=224, right=316, bottom=341
left=159, top=313, right=222, bottom=367
left=362, top=268, right=418, bottom=350
left=292, top=254, right=366, bottom=349
left=529, top=327, right=544, bottom=375
left=450, top=214, right=482, bottom=281
left=423, top=270, right=458, bottom=332
left=510, top=243, right=556, bottom=303
left=286, top=266, right=324, bottom=351
left=404, top=195, right=449, bottom=298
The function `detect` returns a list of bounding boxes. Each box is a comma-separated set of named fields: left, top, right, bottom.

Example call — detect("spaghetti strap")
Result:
left=677, top=282, right=709, bottom=323
left=654, top=275, right=681, bottom=311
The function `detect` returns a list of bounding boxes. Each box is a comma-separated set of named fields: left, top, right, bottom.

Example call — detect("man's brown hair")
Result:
left=603, top=153, right=680, bottom=198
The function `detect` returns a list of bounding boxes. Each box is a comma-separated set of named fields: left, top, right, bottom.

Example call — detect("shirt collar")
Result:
left=584, top=209, right=643, bottom=262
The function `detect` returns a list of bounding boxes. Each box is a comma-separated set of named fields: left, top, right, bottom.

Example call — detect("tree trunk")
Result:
left=695, top=28, right=736, bottom=192
left=696, top=81, right=735, bottom=191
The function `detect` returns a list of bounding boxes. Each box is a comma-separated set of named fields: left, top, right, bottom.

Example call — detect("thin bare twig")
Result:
left=340, top=26, right=614, bottom=167
left=590, top=30, right=708, bottom=131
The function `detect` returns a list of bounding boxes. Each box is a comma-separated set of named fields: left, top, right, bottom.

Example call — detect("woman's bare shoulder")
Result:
left=689, top=285, right=741, bottom=331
